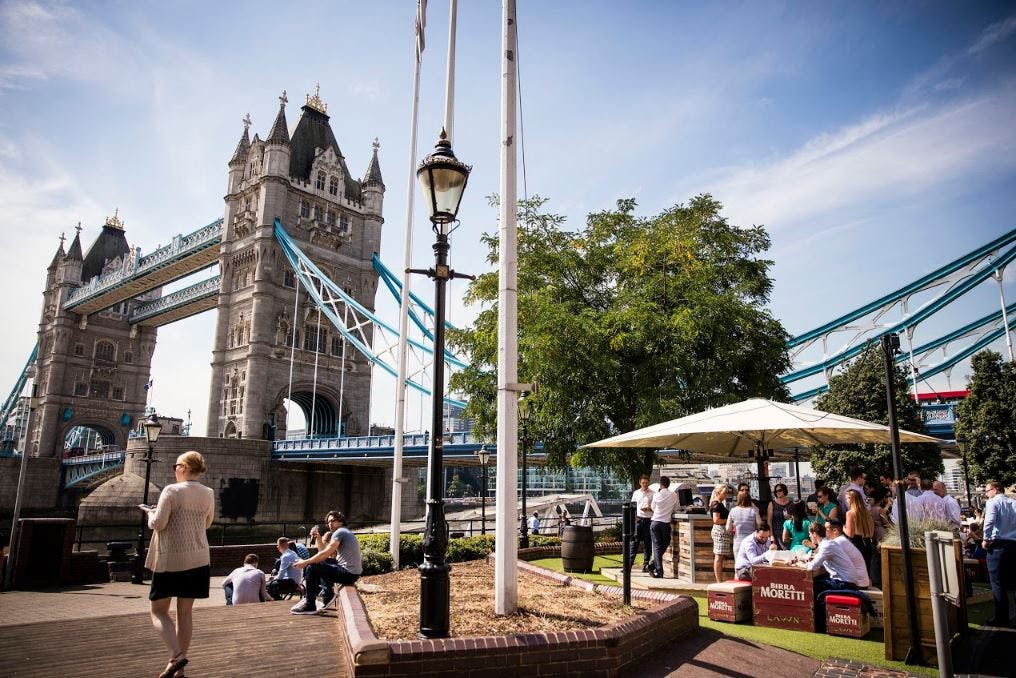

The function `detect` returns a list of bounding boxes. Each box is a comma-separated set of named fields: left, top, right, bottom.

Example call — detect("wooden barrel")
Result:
left=561, top=525, right=594, bottom=572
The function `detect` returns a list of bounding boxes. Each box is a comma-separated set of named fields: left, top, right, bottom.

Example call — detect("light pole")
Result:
left=881, top=333, right=922, bottom=665
left=132, top=412, right=162, bottom=585
left=956, top=434, right=974, bottom=510
left=518, top=391, right=532, bottom=549
left=476, top=446, right=491, bottom=535
left=413, top=128, right=471, bottom=639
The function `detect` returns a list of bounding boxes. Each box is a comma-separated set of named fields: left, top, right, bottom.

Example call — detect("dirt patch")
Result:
left=359, top=559, right=651, bottom=641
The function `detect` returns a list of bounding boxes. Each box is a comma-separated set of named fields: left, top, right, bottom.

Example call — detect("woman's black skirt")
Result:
left=149, top=565, right=211, bottom=601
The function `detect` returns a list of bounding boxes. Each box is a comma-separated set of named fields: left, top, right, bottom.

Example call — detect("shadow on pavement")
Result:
left=637, top=628, right=820, bottom=678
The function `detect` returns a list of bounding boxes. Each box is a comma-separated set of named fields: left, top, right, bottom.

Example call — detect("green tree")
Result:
left=446, top=473, right=473, bottom=498
left=954, top=350, right=1016, bottom=487
left=811, top=343, right=942, bottom=485
left=450, top=195, right=791, bottom=483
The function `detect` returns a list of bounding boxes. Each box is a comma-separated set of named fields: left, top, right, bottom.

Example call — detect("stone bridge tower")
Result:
left=28, top=215, right=157, bottom=457
left=207, top=87, right=384, bottom=440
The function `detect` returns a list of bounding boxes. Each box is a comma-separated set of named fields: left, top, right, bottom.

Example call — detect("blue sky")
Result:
left=1, top=1, right=1014, bottom=436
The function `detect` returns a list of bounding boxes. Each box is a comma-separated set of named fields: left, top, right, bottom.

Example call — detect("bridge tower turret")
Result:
left=28, top=214, right=156, bottom=457
left=207, top=86, right=383, bottom=442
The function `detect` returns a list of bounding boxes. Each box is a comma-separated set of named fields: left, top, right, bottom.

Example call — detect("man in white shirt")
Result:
left=838, top=467, right=868, bottom=515
left=629, top=474, right=654, bottom=572
left=800, top=519, right=870, bottom=594
left=649, top=476, right=679, bottom=579
left=919, top=479, right=949, bottom=522
left=933, top=481, right=962, bottom=530
left=891, top=482, right=929, bottom=524
left=734, top=523, right=776, bottom=581
left=528, top=512, right=541, bottom=535
left=223, top=553, right=269, bottom=605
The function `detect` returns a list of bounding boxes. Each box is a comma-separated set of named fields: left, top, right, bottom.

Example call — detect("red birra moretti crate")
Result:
left=752, top=565, right=817, bottom=632
left=707, top=580, right=752, bottom=622
left=825, top=594, right=870, bottom=638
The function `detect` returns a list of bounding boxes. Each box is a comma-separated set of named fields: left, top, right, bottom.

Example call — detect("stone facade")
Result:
left=0, top=456, right=61, bottom=510
left=27, top=216, right=156, bottom=458
left=206, top=89, right=384, bottom=441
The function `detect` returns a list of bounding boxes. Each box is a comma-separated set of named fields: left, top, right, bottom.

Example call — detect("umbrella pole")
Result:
left=754, top=442, right=772, bottom=514
left=794, top=448, right=802, bottom=501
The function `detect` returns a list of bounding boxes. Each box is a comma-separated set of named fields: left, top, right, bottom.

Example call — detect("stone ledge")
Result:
left=337, top=547, right=698, bottom=677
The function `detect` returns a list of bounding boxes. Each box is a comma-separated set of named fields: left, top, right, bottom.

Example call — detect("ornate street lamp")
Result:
left=414, top=129, right=471, bottom=639
left=956, top=434, right=974, bottom=510
left=518, top=391, right=532, bottom=549
left=476, top=446, right=491, bottom=535
left=132, top=412, right=162, bottom=584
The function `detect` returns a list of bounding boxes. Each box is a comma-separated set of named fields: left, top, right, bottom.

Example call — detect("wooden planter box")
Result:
left=881, top=543, right=967, bottom=666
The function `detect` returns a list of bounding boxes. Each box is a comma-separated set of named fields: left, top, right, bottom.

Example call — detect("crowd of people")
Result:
left=625, top=464, right=1015, bottom=627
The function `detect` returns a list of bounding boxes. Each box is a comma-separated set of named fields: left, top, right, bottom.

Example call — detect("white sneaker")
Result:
left=290, top=600, right=319, bottom=615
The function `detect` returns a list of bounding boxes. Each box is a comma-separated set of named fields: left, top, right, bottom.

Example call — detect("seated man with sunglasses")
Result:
left=290, top=511, right=362, bottom=615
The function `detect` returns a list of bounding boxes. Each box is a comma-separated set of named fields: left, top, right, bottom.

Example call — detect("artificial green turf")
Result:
left=529, top=556, right=999, bottom=677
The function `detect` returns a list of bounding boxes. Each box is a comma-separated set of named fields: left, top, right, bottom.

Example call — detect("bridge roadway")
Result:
left=62, top=218, right=223, bottom=317
left=60, top=432, right=547, bottom=487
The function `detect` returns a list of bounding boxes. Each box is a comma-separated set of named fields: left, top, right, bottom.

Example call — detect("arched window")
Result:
left=329, top=176, right=339, bottom=196
left=316, top=171, right=326, bottom=190
left=95, top=341, right=115, bottom=362
left=300, top=200, right=310, bottom=218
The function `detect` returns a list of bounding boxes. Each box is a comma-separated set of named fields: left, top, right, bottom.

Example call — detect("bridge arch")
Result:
left=60, top=419, right=124, bottom=457
left=275, top=384, right=348, bottom=439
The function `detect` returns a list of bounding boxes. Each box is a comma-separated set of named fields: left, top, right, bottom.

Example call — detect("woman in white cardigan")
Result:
left=140, top=451, right=215, bottom=678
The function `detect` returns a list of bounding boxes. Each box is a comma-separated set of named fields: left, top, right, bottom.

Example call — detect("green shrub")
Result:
left=447, top=534, right=496, bottom=563
left=361, top=548, right=394, bottom=575
left=596, top=525, right=621, bottom=543
left=528, top=534, right=561, bottom=547
left=356, top=533, right=424, bottom=568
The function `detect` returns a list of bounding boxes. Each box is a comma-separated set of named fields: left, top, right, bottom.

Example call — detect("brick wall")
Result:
left=337, top=548, right=699, bottom=677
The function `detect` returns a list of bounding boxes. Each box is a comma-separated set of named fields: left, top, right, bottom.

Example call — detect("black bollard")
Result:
left=622, top=501, right=634, bottom=605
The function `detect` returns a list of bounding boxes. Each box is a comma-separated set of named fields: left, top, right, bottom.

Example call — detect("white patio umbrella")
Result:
left=582, top=398, right=941, bottom=456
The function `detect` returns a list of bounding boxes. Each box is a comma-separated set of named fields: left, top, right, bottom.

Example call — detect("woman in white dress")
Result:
left=726, top=488, right=761, bottom=558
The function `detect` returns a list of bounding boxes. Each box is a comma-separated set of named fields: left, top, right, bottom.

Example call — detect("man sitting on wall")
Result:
left=290, top=511, right=362, bottom=615
left=734, top=522, right=777, bottom=581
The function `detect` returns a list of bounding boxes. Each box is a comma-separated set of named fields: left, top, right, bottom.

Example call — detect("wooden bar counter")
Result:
left=752, top=564, right=817, bottom=632
left=665, top=512, right=735, bottom=582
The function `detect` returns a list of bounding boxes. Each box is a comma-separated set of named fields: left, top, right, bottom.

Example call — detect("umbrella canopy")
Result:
left=582, top=398, right=941, bottom=456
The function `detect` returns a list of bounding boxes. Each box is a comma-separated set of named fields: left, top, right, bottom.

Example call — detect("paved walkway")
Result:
left=1, top=578, right=1005, bottom=677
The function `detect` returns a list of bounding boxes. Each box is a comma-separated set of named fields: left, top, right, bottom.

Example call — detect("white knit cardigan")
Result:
left=145, top=480, right=215, bottom=573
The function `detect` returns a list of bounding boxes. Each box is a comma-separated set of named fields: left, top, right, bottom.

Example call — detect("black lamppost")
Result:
left=518, top=391, right=532, bottom=549
left=956, top=434, right=974, bottom=510
left=881, top=333, right=922, bottom=665
left=413, top=129, right=470, bottom=639
left=476, top=446, right=491, bottom=535
left=132, top=412, right=162, bottom=584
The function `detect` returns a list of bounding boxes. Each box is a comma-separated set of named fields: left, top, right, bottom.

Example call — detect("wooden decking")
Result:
left=0, top=600, right=348, bottom=677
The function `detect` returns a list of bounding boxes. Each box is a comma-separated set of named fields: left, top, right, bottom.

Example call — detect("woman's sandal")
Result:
left=158, top=654, right=188, bottom=678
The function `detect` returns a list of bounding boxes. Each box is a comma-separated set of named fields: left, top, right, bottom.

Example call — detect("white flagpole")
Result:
left=443, top=0, right=457, bottom=143
left=390, top=0, right=427, bottom=570
left=495, top=0, right=520, bottom=616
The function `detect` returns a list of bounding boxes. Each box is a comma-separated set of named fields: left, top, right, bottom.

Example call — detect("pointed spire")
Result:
left=266, top=90, right=290, bottom=145
left=362, top=137, right=384, bottom=188
left=65, top=222, right=83, bottom=260
left=49, top=232, right=66, bottom=268
left=229, top=114, right=252, bottom=165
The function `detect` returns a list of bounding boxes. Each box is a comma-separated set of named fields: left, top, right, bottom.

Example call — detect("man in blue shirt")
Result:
left=267, top=537, right=303, bottom=600
left=982, top=480, right=1016, bottom=627
left=734, top=523, right=776, bottom=581
left=291, top=511, right=363, bottom=615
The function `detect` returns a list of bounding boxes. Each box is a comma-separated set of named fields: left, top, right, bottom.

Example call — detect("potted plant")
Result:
left=879, top=518, right=967, bottom=665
